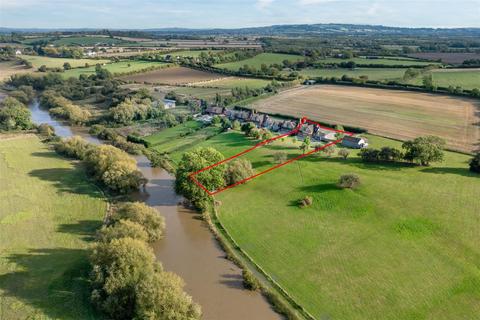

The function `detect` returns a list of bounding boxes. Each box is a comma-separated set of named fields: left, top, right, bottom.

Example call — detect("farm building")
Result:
left=342, top=136, right=368, bottom=148
left=163, top=99, right=176, bottom=109
left=15, top=50, right=22, bottom=55
left=205, top=106, right=225, bottom=115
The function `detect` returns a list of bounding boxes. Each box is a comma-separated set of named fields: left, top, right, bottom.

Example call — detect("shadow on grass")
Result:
left=30, top=151, right=64, bottom=159
left=0, top=247, right=99, bottom=319
left=57, top=220, right=103, bottom=242
left=420, top=166, right=477, bottom=177
left=28, top=167, right=103, bottom=198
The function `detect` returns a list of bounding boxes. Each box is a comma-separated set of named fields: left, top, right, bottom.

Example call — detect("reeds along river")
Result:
left=29, top=100, right=280, bottom=320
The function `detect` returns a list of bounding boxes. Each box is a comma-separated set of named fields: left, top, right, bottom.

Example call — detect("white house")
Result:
left=15, top=50, right=22, bottom=55
left=85, top=50, right=97, bottom=57
left=163, top=99, right=176, bottom=109
left=341, top=136, right=368, bottom=149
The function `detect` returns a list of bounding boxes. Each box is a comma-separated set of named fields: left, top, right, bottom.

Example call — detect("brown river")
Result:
left=29, top=100, right=281, bottom=320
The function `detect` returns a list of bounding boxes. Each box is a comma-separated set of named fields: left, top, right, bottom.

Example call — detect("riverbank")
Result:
left=27, top=100, right=281, bottom=320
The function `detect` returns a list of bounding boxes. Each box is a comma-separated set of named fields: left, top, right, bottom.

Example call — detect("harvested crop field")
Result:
left=120, top=66, right=222, bottom=85
left=251, top=85, right=480, bottom=153
left=0, top=61, right=32, bottom=81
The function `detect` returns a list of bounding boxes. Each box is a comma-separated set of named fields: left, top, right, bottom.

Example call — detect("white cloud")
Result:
left=298, top=0, right=341, bottom=5
left=256, top=0, right=275, bottom=9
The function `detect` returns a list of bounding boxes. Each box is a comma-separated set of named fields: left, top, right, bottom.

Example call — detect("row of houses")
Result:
left=204, top=106, right=368, bottom=148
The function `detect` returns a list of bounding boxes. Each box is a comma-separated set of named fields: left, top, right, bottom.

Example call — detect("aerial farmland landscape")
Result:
left=0, top=1, right=479, bottom=319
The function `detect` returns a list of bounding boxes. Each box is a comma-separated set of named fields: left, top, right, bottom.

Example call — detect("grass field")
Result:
left=294, top=68, right=407, bottom=81
left=62, top=60, right=169, bottom=78
left=317, top=56, right=439, bottom=66
left=20, top=55, right=110, bottom=69
left=0, top=134, right=106, bottom=319
left=172, top=86, right=232, bottom=100
left=120, top=66, right=223, bottom=84
left=158, top=128, right=480, bottom=319
left=142, top=121, right=224, bottom=156
left=419, top=69, right=480, bottom=90
left=194, top=77, right=273, bottom=89
left=164, top=50, right=220, bottom=58
left=0, top=61, right=32, bottom=81
left=215, top=53, right=305, bottom=71
left=250, top=85, right=480, bottom=153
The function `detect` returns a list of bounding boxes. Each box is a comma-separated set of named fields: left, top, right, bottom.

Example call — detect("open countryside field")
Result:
left=215, top=53, right=305, bottom=71
left=420, top=68, right=480, bottom=90
left=62, top=60, right=169, bottom=78
left=164, top=50, right=221, bottom=58
left=20, top=55, right=109, bottom=69
left=251, top=85, right=480, bottom=153
left=0, top=61, right=32, bottom=81
left=204, top=132, right=480, bottom=320
left=318, top=56, right=440, bottom=66
left=0, top=135, right=106, bottom=319
left=120, top=66, right=223, bottom=85
left=295, top=67, right=407, bottom=81
left=194, top=76, right=273, bottom=89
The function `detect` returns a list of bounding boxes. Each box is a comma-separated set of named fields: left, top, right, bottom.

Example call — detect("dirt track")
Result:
left=251, top=85, right=480, bottom=153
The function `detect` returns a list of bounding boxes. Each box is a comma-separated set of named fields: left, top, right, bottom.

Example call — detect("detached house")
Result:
left=341, top=136, right=368, bottom=149
left=205, top=106, right=225, bottom=115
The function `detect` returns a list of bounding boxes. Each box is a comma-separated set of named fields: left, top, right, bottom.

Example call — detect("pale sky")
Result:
left=1, top=0, right=479, bottom=29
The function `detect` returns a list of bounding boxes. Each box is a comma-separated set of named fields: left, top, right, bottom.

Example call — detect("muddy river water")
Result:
left=29, top=100, right=280, bottom=320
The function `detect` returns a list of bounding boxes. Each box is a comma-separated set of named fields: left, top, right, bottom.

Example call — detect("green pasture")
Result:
left=19, top=55, right=110, bottom=69
left=62, top=60, right=170, bottom=78
left=0, top=135, right=106, bottom=319
left=215, top=53, right=305, bottom=71
left=154, top=127, right=480, bottom=319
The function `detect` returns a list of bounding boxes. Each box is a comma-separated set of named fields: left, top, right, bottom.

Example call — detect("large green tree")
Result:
left=175, top=147, right=225, bottom=210
left=402, top=135, right=446, bottom=166
left=0, top=97, right=32, bottom=130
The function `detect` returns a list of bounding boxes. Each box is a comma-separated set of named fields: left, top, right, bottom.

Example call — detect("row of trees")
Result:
left=55, top=136, right=145, bottom=193
left=359, top=136, right=446, bottom=166
left=90, top=202, right=201, bottom=319
left=40, top=90, right=91, bottom=124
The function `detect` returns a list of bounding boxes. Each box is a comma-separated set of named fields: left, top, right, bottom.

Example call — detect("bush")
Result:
left=338, top=174, right=361, bottom=189
left=378, top=147, right=403, bottom=162
left=54, top=136, right=92, bottom=159
left=298, top=195, right=313, bottom=208
left=242, top=269, right=260, bottom=291
left=37, top=123, right=55, bottom=137
left=338, top=149, right=350, bottom=159
left=224, top=159, right=254, bottom=185
left=110, top=202, right=165, bottom=242
left=273, top=151, right=287, bottom=163
left=469, top=153, right=480, bottom=173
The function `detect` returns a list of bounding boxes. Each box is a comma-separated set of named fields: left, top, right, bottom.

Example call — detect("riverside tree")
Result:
left=0, top=97, right=32, bottom=131
left=109, top=202, right=165, bottom=242
left=175, top=147, right=225, bottom=210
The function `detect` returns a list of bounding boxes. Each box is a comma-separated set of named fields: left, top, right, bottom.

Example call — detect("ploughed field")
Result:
left=147, top=127, right=480, bottom=319
left=250, top=85, right=480, bottom=153
left=0, top=135, right=106, bottom=319
left=120, top=66, right=223, bottom=85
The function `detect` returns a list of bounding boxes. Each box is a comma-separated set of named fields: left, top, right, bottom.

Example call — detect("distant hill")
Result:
left=2, top=24, right=480, bottom=37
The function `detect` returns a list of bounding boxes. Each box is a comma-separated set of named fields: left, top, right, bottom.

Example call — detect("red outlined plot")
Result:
left=189, top=117, right=353, bottom=195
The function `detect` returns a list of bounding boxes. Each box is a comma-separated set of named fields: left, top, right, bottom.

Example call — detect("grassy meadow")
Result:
left=215, top=53, right=305, bottom=71
left=145, top=124, right=480, bottom=319
left=418, top=69, right=480, bottom=90
left=62, top=60, right=170, bottom=78
left=317, top=56, right=439, bottom=66
left=52, top=36, right=127, bottom=46
left=294, top=67, right=407, bottom=81
left=0, top=135, right=107, bottom=320
left=20, top=55, right=110, bottom=69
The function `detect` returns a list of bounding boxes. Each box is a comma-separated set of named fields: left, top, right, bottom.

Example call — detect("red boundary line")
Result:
left=189, top=117, right=353, bottom=195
